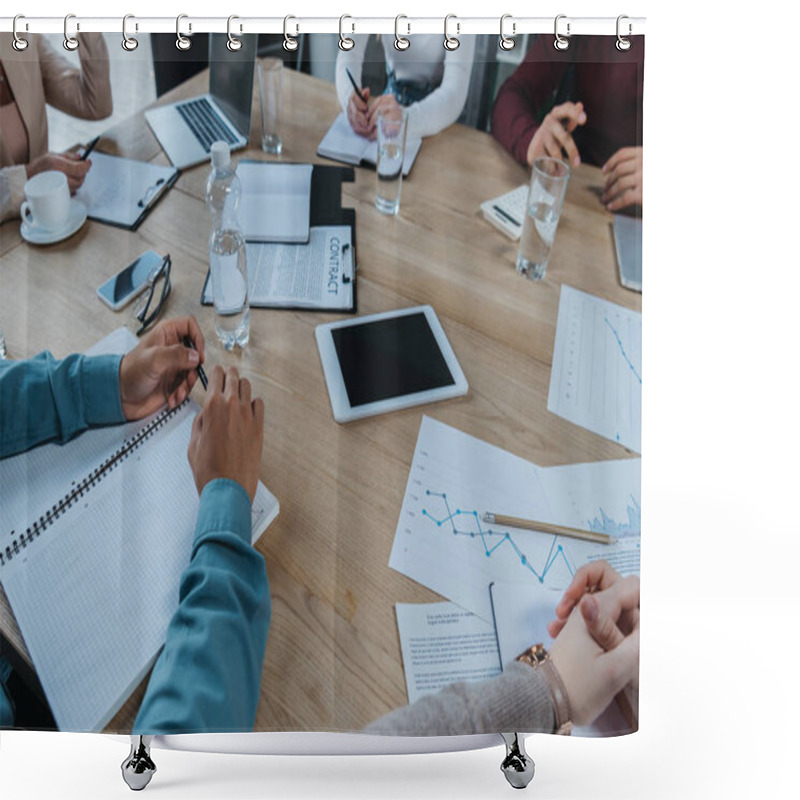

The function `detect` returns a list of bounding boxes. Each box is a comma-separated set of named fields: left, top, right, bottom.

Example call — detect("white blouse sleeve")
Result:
left=403, top=35, right=476, bottom=140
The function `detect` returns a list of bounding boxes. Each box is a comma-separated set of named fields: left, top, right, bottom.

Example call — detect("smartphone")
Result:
left=96, top=250, right=164, bottom=311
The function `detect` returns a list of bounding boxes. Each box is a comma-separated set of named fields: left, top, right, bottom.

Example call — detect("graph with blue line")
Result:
left=421, top=490, right=575, bottom=583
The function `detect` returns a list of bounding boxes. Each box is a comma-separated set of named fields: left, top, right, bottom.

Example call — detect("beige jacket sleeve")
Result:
left=0, top=32, right=112, bottom=222
left=37, top=33, right=113, bottom=120
left=0, top=165, right=29, bottom=223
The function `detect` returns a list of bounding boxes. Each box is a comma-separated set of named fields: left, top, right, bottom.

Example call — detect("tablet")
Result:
left=316, top=305, right=468, bottom=423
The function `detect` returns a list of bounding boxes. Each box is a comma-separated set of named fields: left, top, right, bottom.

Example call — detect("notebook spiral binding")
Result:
left=0, top=401, right=186, bottom=568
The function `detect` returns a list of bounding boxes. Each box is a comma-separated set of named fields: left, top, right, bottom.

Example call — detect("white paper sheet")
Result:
left=548, top=285, right=642, bottom=453
left=395, top=601, right=501, bottom=704
left=236, top=162, right=313, bottom=244
left=389, top=417, right=641, bottom=623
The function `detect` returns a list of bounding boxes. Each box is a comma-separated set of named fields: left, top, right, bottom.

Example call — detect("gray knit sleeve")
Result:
left=363, top=662, right=556, bottom=736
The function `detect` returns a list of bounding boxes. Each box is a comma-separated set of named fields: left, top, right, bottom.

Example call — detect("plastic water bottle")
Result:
left=205, top=141, right=249, bottom=350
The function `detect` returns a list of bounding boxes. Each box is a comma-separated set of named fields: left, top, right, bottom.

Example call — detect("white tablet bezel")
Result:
left=315, top=305, right=469, bottom=423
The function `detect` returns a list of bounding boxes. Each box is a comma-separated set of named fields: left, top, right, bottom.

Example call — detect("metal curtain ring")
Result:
left=176, top=14, right=192, bottom=51
left=227, top=16, right=242, bottom=52
left=554, top=14, right=570, bottom=51
left=339, top=15, right=354, bottom=51
left=63, top=14, right=79, bottom=51
left=394, top=15, right=410, bottom=51
left=499, top=14, right=516, bottom=51
left=283, top=15, right=299, bottom=52
left=444, top=14, right=460, bottom=51
left=616, top=15, right=632, bottom=51
left=13, top=14, right=29, bottom=51
left=122, top=14, right=139, bottom=51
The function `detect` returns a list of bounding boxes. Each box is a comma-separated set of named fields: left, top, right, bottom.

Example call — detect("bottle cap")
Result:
left=210, top=141, right=231, bottom=169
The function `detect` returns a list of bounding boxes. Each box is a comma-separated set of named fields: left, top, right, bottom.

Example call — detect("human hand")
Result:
left=347, top=87, right=374, bottom=138
left=25, top=151, right=91, bottom=193
left=549, top=600, right=639, bottom=726
left=602, top=146, right=643, bottom=211
left=187, top=366, right=264, bottom=502
left=367, top=94, right=403, bottom=141
left=549, top=561, right=640, bottom=641
left=526, top=101, right=587, bottom=169
left=119, top=317, right=205, bottom=420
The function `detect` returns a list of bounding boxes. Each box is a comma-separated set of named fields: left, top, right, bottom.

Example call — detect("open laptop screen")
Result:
left=209, top=34, right=256, bottom=138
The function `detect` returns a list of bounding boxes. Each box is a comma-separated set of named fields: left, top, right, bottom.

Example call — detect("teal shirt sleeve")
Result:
left=133, top=479, right=270, bottom=734
left=0, top=352, right=125, bottom=458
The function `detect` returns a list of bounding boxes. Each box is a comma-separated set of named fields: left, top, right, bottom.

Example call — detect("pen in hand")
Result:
left=81, top=135, right=101, bottom=161
left=346, top=68, right=367, bottom=104
left=182, top=336, right=208, bottom=391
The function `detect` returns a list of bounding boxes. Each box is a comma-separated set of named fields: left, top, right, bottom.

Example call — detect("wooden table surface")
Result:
left=0, top=66, right=640, bottom=733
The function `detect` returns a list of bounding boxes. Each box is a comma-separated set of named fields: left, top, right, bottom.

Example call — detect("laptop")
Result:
left=145, top=34, right=256, bottom=169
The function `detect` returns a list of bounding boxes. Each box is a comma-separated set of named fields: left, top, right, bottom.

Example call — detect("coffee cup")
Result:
left=21, top=171, right=71, bottom=232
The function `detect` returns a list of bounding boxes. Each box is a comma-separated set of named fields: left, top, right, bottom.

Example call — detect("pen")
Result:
left=81, top=135, right=101, bottom=161
left=345, top=68, right=367, bottom=104
left=182, top=336, right=208, bottom=391
left=482, top=512, right=617, bottom=546
left=492, top=205, right=521, bottom=228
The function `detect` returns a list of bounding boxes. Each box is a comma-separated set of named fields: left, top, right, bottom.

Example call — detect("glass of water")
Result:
left=258, top=58, right=283, bottom=155
left=516, top=157, right=571, bottom=281
left=375, top=108, right=407, bottom=216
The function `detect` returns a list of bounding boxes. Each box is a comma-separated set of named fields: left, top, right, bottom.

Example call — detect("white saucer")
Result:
left=20, top=199, right=88, bottom=245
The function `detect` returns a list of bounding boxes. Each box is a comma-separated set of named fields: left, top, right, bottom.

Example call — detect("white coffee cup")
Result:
left=21, top=171, right=71, bottom=232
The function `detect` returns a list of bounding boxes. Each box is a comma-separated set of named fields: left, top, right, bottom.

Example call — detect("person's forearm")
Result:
left=403, top=38, right=475, bottom=140
left=364, top=662, right=556, bottom=736
left=39, top=32, right=113, bottom=120
left=0, top=353, right=124, bottom=458
left=134, top=479, right=270, bottom=734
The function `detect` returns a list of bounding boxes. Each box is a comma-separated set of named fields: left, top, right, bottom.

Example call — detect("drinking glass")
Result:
left=375, top=109, right=407, bottom=216
left=258, top=59, right=283, bottom=155
left=516, top=157, right=571, bottom=280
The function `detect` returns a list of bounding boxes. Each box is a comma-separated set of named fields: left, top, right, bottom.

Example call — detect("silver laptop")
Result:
left=145, top=35, right=256, bottom=169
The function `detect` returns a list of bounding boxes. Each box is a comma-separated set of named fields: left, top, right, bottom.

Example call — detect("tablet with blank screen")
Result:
left=315, top=306, right=468, bottom=422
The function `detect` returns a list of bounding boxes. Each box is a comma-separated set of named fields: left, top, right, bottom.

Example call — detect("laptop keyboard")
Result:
left=176, top=97, right=239, bottom=152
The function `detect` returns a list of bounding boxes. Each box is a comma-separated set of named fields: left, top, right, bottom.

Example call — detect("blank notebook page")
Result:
left=2, top=402, right=200, bottom=731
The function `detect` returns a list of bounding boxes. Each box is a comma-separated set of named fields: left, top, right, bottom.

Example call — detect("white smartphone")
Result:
left=96, top=250, right=164, bottom=311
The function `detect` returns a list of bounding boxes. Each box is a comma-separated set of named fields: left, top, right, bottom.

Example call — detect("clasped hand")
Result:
left=548, top=561, right=640, bottom=726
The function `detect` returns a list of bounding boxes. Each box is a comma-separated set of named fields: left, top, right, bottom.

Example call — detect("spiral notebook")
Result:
left=0, top=329, right=279, bottom=731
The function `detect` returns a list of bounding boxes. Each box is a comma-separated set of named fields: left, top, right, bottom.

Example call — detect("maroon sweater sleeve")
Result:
left=491, top=36, right=644, bottom=169
left=491, top=36, right=570, bottom=167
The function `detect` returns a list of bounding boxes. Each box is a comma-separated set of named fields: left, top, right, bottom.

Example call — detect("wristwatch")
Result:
left=516, top=644, right=573, bottom=735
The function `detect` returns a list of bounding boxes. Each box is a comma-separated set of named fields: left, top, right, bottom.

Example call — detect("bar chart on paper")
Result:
left=548, top=285, right=642, bottom=453
left=389, top=417, right=641, bottom=622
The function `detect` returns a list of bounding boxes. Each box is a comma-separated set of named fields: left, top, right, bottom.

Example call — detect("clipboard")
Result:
left=201, top=165, right=358, bottom=313
left=76, top=152, right=180, bottom=232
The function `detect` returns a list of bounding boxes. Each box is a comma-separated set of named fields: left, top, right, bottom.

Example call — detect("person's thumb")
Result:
left=580, top=594, right=625, bottom=651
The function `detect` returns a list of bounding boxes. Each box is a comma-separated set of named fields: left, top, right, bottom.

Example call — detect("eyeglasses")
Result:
left=134, top=254, right=171, bottom=336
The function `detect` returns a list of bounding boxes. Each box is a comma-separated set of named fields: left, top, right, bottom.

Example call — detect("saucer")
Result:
left=20, top=199, right=88, bottom=245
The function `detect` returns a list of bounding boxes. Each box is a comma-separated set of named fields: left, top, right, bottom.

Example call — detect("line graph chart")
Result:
left=548, top=285, right=642, bottom=453
left=390, top=417, right=642, bottom=622
left=422, top=491, right=575, bottom=583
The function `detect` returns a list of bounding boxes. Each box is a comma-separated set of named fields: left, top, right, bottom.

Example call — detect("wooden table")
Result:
left=0, top=66, right=640, bottom=733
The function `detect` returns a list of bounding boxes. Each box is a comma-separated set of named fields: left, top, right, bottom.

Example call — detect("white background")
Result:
left=2, top=1, right=799, bottom=798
